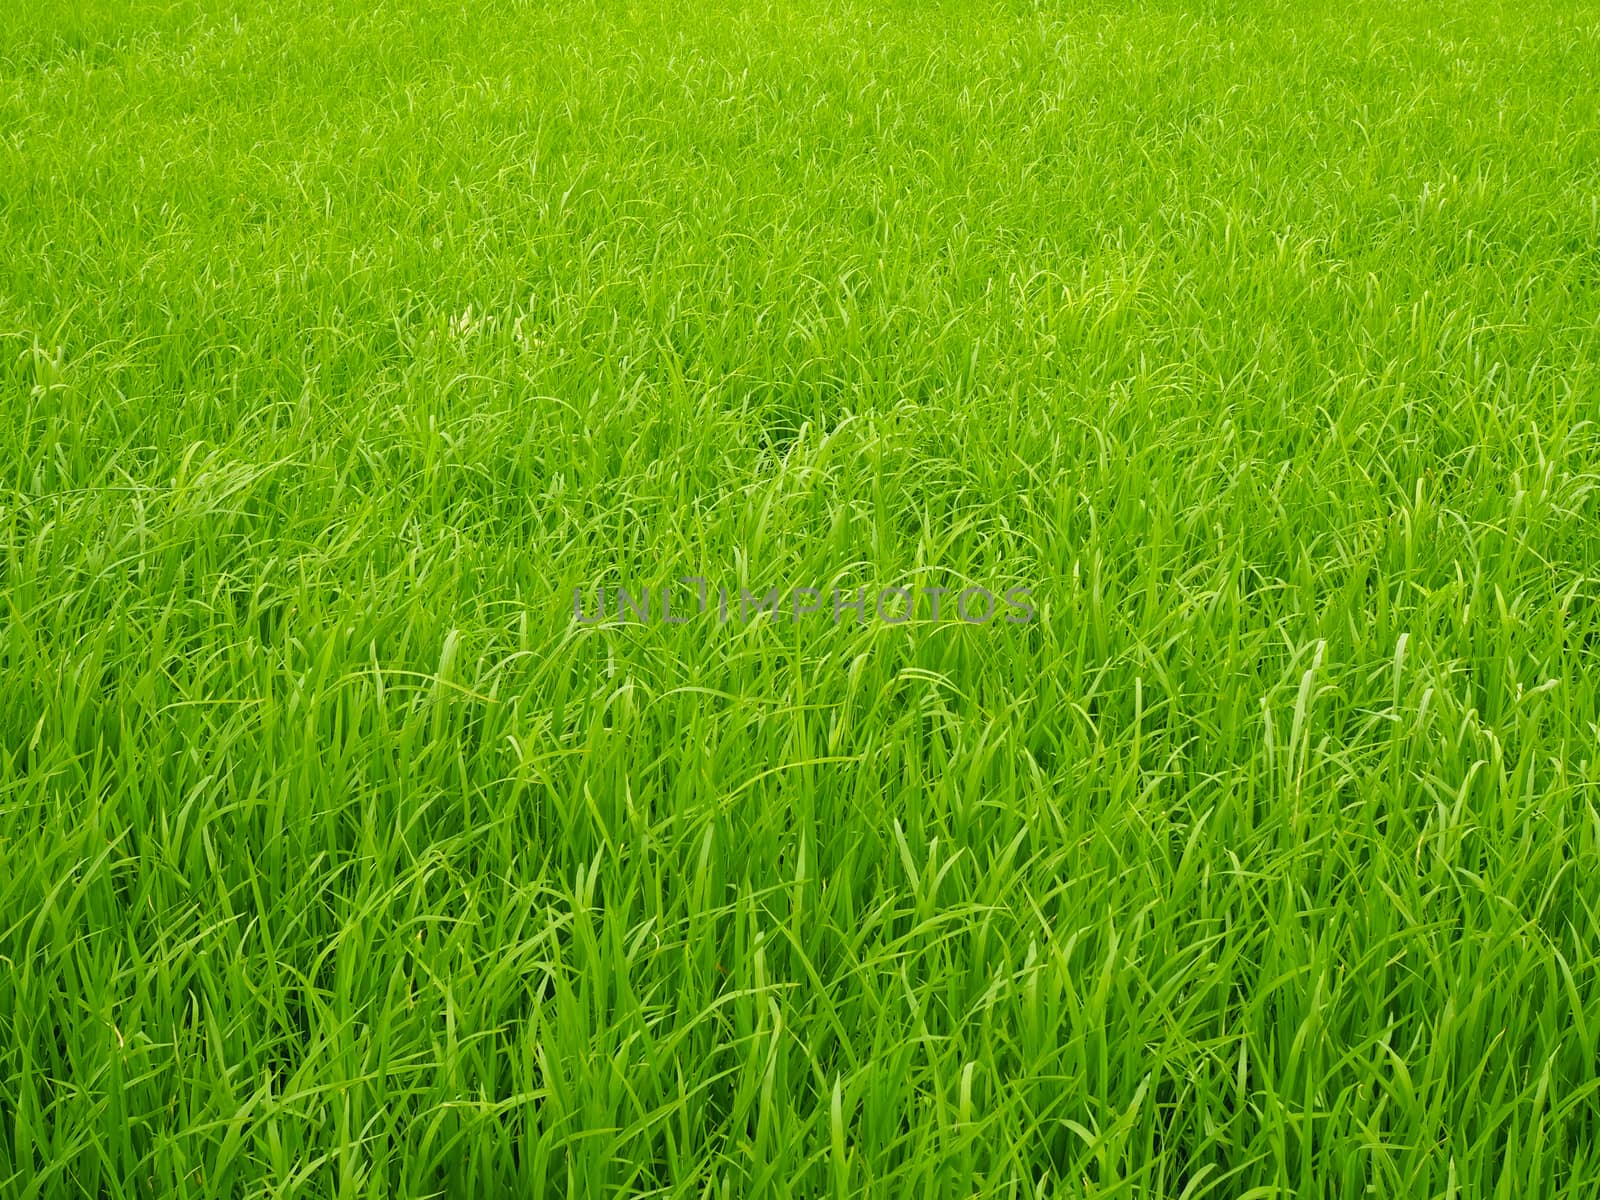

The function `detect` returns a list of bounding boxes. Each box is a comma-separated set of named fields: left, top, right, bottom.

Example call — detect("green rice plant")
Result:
left=2, top=0, right=1600, bottom=1195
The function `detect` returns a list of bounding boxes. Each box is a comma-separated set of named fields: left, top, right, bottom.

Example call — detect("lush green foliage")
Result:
left=4, top=0, right=1600, bottom=1195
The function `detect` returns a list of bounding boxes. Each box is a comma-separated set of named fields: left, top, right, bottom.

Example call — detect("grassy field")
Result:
left=4, top=0, right=1600, bottom=1195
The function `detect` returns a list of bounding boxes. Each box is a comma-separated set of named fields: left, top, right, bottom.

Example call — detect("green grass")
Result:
left=4, top=0, right=1600, bottom=1194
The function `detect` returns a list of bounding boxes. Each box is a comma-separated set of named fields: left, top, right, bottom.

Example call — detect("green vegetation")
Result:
left=4, top=0, right=1600, bottom=1194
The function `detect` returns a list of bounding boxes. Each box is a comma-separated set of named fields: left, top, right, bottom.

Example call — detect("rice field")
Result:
left=4, top=0, right=1600, bottom=1195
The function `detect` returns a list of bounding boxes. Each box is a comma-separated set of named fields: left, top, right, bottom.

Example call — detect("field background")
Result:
left=4, top=0, right=1600, bottom=1195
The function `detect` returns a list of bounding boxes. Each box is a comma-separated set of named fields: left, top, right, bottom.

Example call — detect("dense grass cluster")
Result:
left=4, top=0, right=1600, bottom=1195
